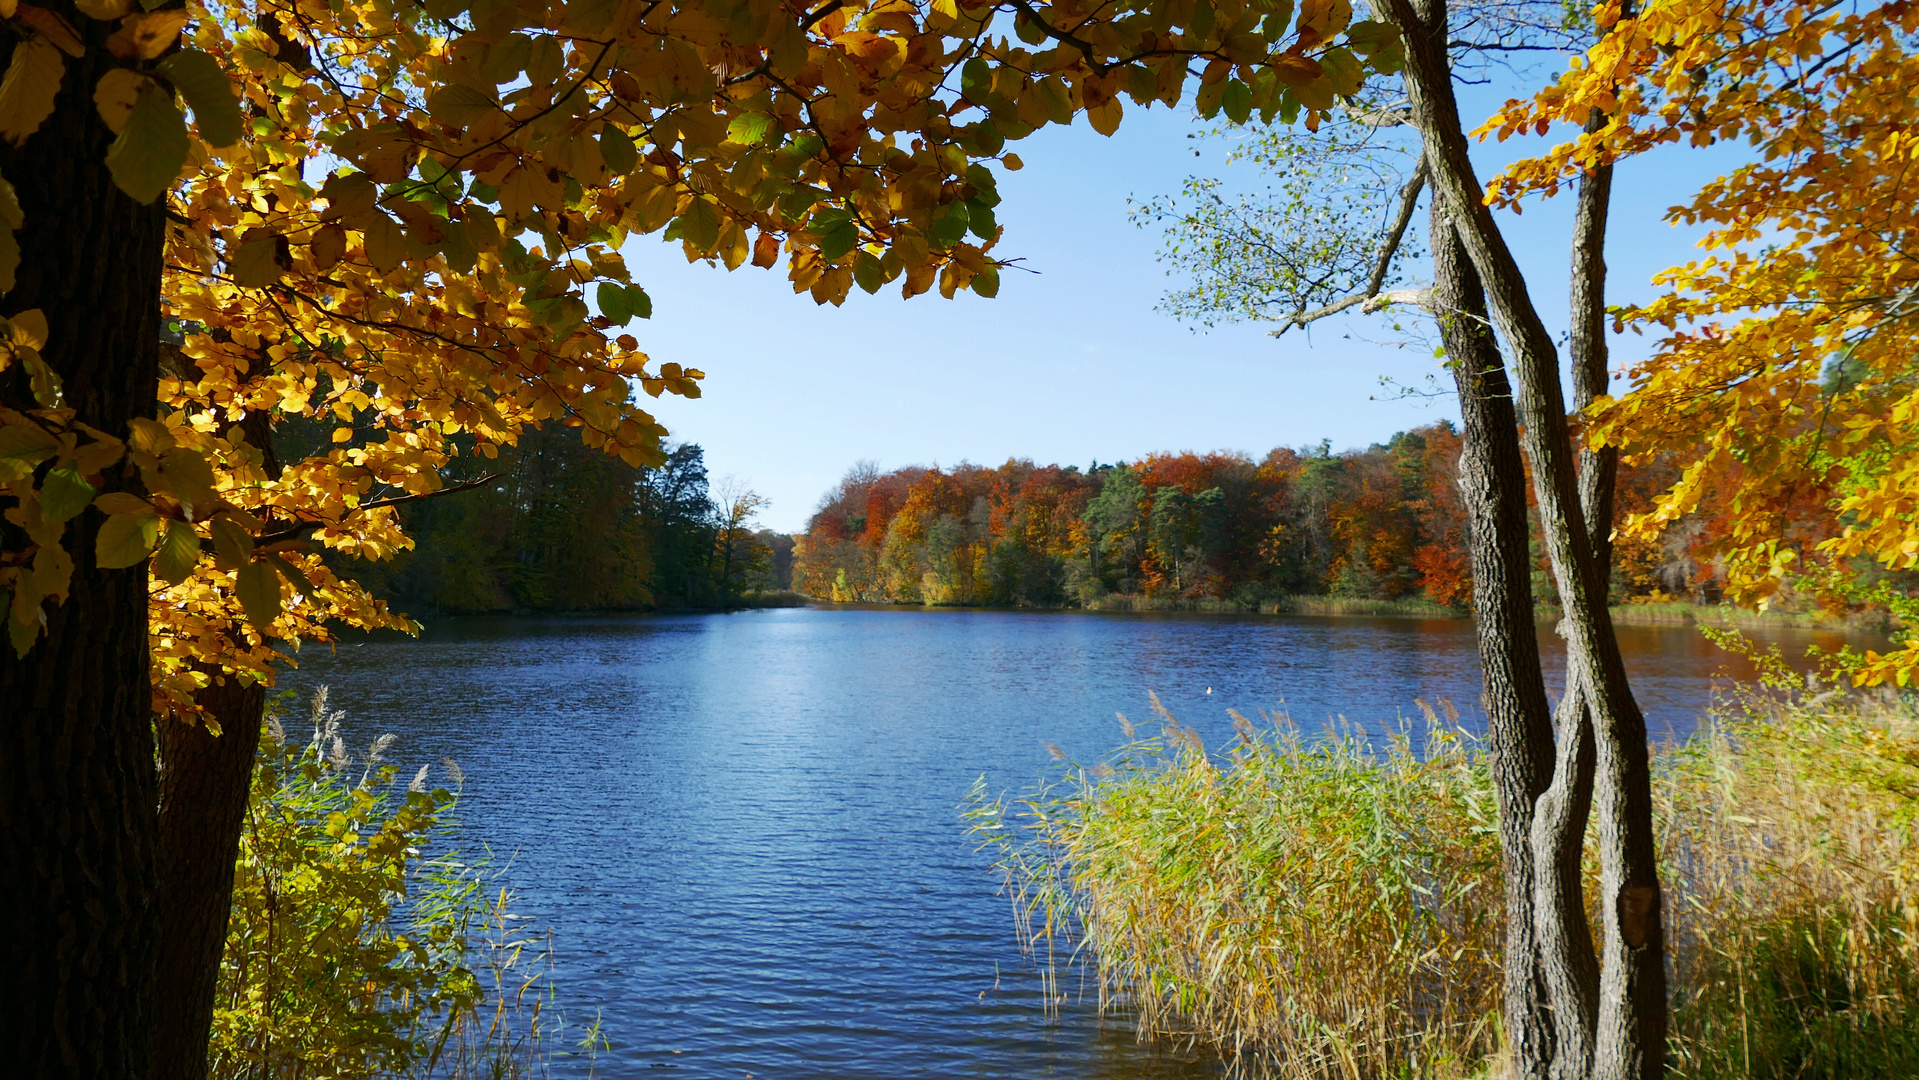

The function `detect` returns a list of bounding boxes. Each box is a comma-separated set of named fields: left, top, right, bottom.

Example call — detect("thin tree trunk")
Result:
left=1430, top=209, right=1558, bottom=1080
left=1379, top=0, right=1668, bottom=1072
left=152, top=676, right=267, bottom=1080
left=0, top=11, right=167, bottom=1073
left=1529, top=97, right=1623, bottom=1080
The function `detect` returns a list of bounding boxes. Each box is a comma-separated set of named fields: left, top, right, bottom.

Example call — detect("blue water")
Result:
left=283, top=607, right=1867, bottom=1078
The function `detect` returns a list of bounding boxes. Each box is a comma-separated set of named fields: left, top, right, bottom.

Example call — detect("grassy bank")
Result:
left=968, top=688, right=1919, bottom=1078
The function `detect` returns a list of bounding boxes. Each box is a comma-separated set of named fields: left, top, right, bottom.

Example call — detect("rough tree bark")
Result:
left=0, top=11, right=167, bottom=1075
left=1529, top=99, right=1624, bottom=1080
left=151, top=675, right=268, bottom=1080
left=1378, top=0, right=1668, bottom=1073
left=1429, top=208, right=1559, bottom=1080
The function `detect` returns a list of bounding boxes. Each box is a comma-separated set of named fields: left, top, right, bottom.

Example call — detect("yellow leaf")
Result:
left=92, top=491, right=151, bottom=515
left=73, top=0, right=132, bottom=19
left=10, top=307, right=47, bottom=349
left=93, top=69, right=149, bottom=134
left=1087, top=96, right=1123, bottom=137
left=310, top=222, right=346, bottom=270
left=95, top=511, right=161, bottom=569
left=106, top=9, right=190, bottom=60
left=363, top=212, right=407, bottom=274
left=0, top=37, right=67, bottom=146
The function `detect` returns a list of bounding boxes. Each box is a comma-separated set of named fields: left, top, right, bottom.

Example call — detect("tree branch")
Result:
left=1269, top=161, right=1428, bottom=336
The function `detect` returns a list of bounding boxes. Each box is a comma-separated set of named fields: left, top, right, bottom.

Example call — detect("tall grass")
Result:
left=968, top=688, right=1919, bottom=1078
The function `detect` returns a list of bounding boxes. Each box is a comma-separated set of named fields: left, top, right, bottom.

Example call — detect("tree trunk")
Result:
left=1430, top=209, right=1558, bottom=1080
left=1380, top=0, right=1668, bottom=1073
left=1528, top=96, right=1623, bottom=1080
left=0, top=12, right=166, bottom=1074
left=151, top=676, right=267, bottom=1080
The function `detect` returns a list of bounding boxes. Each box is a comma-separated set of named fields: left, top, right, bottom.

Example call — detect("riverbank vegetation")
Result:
left=792, top=433, right=1883, bottom=625
left=969, top=677, right=1919, bottom=1079
left=212, top=690, right=590, bottom=1079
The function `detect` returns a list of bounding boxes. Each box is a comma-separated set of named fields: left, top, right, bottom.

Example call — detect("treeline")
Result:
left=793, top=423, right=1715, bottom=609
left=343, top=429, right=793, bottom=614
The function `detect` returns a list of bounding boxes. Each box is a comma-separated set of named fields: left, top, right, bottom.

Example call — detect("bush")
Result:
left=969, top=688, right=1919, bottom=1078
left=212, top=689, right=591, bottom=1079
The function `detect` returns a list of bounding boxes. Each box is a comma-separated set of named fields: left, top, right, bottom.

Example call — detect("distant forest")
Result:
left=793, top=423, right=1738, bottom=610
left=338, top=427, right=792, bottom=614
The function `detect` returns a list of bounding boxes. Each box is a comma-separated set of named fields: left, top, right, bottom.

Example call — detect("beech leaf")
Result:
left=93, top=69, right=149, bottom=134
left=158, top=50, right=243, bottom=148
left=234, top=558, right=282, bottom=630
left=39, top=465, right=94, bottom=525
left=154, top=518, right=201, bottom=584
left=0, top=37, right=66, bottom=146
left=105, top=81, right=189, bottom=205
left=95, top=512, right=161, bottom=569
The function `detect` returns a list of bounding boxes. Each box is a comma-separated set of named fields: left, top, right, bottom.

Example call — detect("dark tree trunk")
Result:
left=1381, top=0, right=1668, bottom=1072
left=151, top=675, right=267, bottom=1080
left=1431, top=211, right=1558, bottom=1080
left=0, top=10, right=167, bottom=1075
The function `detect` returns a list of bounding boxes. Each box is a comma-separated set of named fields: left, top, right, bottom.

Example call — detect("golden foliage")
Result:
left=0, top=0, right=1403, bottom=713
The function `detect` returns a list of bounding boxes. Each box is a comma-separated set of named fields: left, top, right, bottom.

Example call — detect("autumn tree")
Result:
left=0, top=0, right=1400, bottom=1068
left=1489, top=0, right=1919, bottom=687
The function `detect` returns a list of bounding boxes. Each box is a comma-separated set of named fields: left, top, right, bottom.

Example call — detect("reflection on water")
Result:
left=283, top=608, right=1876, bottom=1078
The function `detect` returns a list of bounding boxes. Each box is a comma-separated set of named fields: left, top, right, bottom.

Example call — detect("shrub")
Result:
left=212, top=689, right=588, bottom=1080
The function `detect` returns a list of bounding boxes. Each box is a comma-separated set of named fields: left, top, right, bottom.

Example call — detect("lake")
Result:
left=283, top=606, right=1867, bottom=1078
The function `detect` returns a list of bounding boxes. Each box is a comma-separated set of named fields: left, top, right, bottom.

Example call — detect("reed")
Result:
left=968, top=688, right=1919, bottom=1078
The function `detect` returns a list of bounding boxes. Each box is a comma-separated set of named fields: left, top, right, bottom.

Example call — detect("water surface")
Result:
left=285, top=607, right=1869, bottom=1078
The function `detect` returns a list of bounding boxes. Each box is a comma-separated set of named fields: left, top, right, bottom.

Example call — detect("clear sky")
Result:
left=622, top=79, right=1739, bottom=533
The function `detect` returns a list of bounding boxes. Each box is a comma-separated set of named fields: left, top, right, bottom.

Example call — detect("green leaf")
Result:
left=817, top=219, right=858, bottom=262
left=599, top=125, right=638, bottom=174
left=208, top=513, right=253, bottom=569
left=672, top=199, right=721, bottom=251
left=853, top=252, right=883, bottom=294
left=725, top=112, right=775, bottom=145
left=1222, top=79, right=1253, bottom=124
left=235, top=558, right=282, bottom=631
left=96, top=512, right=161, bottom=569
left=40, top=465, right=95, bottom=525
left=929, top=202, right=970, bottom=246
left=1195, top=79, right=1227, bottom=120
left=629, top=285, right=652, bottom=319
left=105, top=81, right=189, bottom=204
left=971, top=264, right=1000, bottom=298
left=154, top=518, right=200, bottom=584
left=597, top=280, right=632, bottom=324
left=157, top=49, right=242, bottom=147
left=961, top=57, right=993, bottom=105
left=965, top=198, right=997, bottom=240
left=1345, top=19, right=1399, bottom=55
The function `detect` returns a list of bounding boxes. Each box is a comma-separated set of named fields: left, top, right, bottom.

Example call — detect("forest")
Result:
left=326, top=428, right=792, bottom=614
left=793, top=426, right=1769, bottom=612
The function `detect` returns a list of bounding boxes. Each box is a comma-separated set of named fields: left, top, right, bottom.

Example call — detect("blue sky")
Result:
left=624, top=79, right=1743, bottom=533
